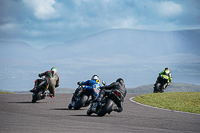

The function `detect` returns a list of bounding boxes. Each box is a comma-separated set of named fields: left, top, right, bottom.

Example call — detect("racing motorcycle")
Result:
left=153, top=75, right=168, bottom=93
left=87, top=81, right=122, bottom=116
left=68, top=85, right=93, bottom=110
left=31, top=77, right=50, bottom=103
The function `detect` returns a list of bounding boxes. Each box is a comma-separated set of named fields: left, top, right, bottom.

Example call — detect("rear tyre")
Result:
left=32, top=89, right=43, bottom=103
left=74, top=95, right=88, bottom=110
left=97, top=99, right=113, bottom=116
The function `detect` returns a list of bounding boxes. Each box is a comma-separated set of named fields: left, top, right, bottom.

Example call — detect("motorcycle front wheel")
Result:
left=154, top=83, right=161, bottom=93
left=87, top=107, right=93, bottom=116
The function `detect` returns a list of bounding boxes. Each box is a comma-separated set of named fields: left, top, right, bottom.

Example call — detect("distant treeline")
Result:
left=5, top=83, right=200, bottom=94
left=56, top=83, right=200, bottom=94
left=127, top=83, right=200, bottom=94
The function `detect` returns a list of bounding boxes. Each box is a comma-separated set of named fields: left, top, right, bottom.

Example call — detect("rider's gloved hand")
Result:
left=77, top=82, right=81, bottom=85
left=55, top=84, right=59, bottom=87
left=100, top=86, right=105, bottom=90
left=38, top=74, right=42, bottom=78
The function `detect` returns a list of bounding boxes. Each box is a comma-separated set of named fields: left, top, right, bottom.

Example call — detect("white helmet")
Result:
left=91, top=75, right=99, bottom=80
left=51, top=67, right=57, bottom=73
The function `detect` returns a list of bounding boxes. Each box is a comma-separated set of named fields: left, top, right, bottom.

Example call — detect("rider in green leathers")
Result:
left=155, top=67, right=172, bottom=92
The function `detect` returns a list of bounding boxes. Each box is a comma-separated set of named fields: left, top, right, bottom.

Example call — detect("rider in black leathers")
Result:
left=94, top=78, right=127, bottom=113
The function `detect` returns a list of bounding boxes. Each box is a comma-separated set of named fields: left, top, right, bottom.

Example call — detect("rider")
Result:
left=69, top=75, right=101, bottom=107
left=155, top=67, right=172, bottom=92
left=92, top=78, right=127, bottom=113
left=30, top=67, right=59, bottom=98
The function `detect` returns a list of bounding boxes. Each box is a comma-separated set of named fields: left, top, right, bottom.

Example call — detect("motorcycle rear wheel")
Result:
left=32, top=89, right=43, bottom=103
left=97, top=99, right=113, bottom=116
left=74, top=95, right=88, bottom=110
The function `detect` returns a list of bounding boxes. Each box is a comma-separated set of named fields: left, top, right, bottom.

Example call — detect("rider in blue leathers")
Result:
left=69, top=75, right=101, bottom=108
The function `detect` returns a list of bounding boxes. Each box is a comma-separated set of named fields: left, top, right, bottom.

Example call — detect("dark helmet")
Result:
left=116, top=78, right=124, bottom=84
left=165, top=67, right=170, bottom=71
left=164, top=67, right=170, bottom=74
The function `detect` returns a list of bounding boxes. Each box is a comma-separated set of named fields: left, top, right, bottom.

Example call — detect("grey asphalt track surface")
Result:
left=0, top=93, right=200, bottom=133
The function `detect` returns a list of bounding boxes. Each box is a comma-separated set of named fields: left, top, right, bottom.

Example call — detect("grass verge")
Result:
left=134, top=92, right=200, bottom=114
left=0, top=92, right=14, bottom=94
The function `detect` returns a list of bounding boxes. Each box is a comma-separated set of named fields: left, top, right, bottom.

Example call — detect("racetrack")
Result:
left=0, top=93, right=200, bottom=133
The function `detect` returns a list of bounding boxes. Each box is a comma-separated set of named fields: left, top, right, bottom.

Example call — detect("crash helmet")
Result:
left=51, top=67, right=57, bottom=73
left=91, top=75, right=99, bottom=80
left=116, top=78, right=124, bottom=84
left=165, top=67, right=170, bottom=71
left=164, top=67, right=170, bottom=73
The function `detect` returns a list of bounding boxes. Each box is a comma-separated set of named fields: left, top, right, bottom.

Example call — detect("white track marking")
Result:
left=129, top=97, right=200, bottom=116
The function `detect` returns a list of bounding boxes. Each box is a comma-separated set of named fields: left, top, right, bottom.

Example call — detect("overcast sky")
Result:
left=0, top=0, right=200, bottom=49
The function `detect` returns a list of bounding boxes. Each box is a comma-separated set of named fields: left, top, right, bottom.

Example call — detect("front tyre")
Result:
left=87, top=107, right=93, bottom=116
left=68, top=103, right=73, bottom=109
left=154, top=83, right=161, bottom=93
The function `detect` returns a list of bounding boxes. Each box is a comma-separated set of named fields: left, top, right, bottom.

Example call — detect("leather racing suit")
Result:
left=97, top=81, right=127, bottom=113
left=39, top=71, right=59, bottom=97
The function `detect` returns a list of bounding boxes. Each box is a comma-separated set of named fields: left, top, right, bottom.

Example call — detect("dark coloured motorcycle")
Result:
left=87, top=81, right=122, bottom=116
left=31, top=78, right=49, bottom=103
left=68, top=85, right=92, bottom=110
left=153, top=76, right=168, bottom=93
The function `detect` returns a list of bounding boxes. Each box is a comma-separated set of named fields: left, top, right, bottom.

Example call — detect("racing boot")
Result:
left=30, top=80, right=39, bottom=92
left=112, top=106, right=122, bottom=113
left=91, top=102, right=99, bottom=113
left=30, top=88, right=36, bottom=92
left=161, top=84, right=167, bottom=92
left=30, top=85, right=37, bottom=92
left=47, top=93, right=54, bottom=98
left=49, top=94, right=54, bottom=98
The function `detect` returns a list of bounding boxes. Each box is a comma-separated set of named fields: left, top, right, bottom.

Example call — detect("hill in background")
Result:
left=127, top=83, right=200, bottom=94
left=1, top=29, right=200, bottom=91
left=6, top=83, right=200, bottom=94
left=26, top=83, right=200, bottom=94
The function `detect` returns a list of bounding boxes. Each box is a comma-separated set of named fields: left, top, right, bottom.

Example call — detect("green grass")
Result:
left=0, top=92, right=14, bottom=94
left=134, top=92, right=200, bottom=114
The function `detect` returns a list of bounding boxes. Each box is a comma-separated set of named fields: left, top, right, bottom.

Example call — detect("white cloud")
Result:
left=23, top=0, right=60, bottom=20
left=0, top=22, right=22, bottom=33
left=157, top=1, right=183, bottom=17
left=110, top=17, right=138, bottom=29
left=0, top=23, right=16, bottom=31
left=1, top=0, right=200, bottom=49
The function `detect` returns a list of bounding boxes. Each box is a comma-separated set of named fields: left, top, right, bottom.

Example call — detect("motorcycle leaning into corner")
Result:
left=68, top=85, right=93, bottom=110
left=31, top=77, right=51, bottom=103
left=87, top=81, right=123, bottom=116
left=153, top=75, right=169, bottom=93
